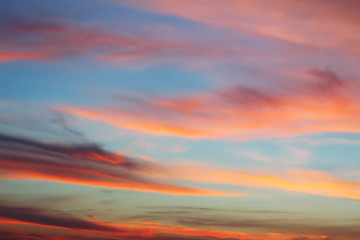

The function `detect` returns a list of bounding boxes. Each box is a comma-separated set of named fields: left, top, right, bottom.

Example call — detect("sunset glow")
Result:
left=1, top=1, right=359, bottom=240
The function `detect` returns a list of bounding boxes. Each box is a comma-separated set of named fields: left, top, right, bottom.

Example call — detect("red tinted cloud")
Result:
left=0, top=202, right=253, bottom=239
left=0, top=17, right=219, bottom=64
left=0, top=132, right=232, bottom=196
left=0, top=52, right=48, bottom=63
left=0, top=203, right=288, bottom=240
left=63, top=69, right=360, bottom=140
left=0, top=204, right=118, bottom=232
left=121, top=0, right=360, bottom=52
left=128, top=212, right=358, bottom=240
left=1, top=202, right=356, bottom=240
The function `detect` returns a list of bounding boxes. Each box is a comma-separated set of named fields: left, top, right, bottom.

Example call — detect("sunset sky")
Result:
left=1, top=1, right=360, bottom=240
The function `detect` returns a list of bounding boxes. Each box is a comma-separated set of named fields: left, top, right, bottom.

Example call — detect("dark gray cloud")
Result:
left=0, top=129, right=212, bottom=195
left=0, top=104, right=217, bottom=195
left=0, top=203, right=119, bottom=232
left=127, top=207, right=359, bottom=240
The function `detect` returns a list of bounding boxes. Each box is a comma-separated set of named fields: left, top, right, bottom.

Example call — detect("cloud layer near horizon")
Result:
left=0, top=202, right=351, bottom=240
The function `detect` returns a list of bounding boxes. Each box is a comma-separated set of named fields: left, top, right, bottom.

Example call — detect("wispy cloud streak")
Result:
left=63, top=69, right=360, bottom=140
left=0, top=15, right=219, bottom=64
left=0, top=202, right=285, bottom=240
left=121, top=0, right=360, bottom=52
left=0, top=132, right=230, bottom=196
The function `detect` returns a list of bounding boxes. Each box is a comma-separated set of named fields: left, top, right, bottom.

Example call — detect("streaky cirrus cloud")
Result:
left=0, top=51, right=47, bottom=63
left=174, top=216, right=358, bottom=240
left=0, top=230, right=51, bottom=240
left=0, top=15, right=220, bottom=64
left=0, top=203, right=119, bottom=233
left=62, top=68, right=360, bottom=140
left=129, top=207, right=359, bottom=240
left=4, top=103, right=241, bottom=198
left=156, top=162, right=360, bottom=199
left=2, top=117, right=359, bottom=199
left=0, top=131, right=234, bottom=196
left=0, top=104, right=235, bottom=196
left=120, top=0, right=360, bottom=52
left=0, top=202, right=293, bottom=240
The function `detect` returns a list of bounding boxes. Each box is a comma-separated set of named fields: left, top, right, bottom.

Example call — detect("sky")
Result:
left=0, top=0, right=360, bottom=239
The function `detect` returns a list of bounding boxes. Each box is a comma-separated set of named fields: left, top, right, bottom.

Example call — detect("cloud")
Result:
left=38, top=75, right=360, bottom=200
left=120, top=0, right=360, bottom=52
left=0, top=230, right=51, bottom=240
left=0, top=131, right=233, bottom=196
left=0, top=52, right=47, bottom=63
left=2, top=103, right=359, bottom=199
left=0, top=203, right=280, bottom=240
left=160, top=162, right=360, bottom=199
left=1, top=205, right=353, bottom=240
left=135, top=206, right=295, bottom=216
left=301, top=138, right=360, bottom=146
left=62, top=68, right=360, bottom=140
left=27, top=103, right=360, bottom=208
left=0, top=103, right=236, bottom=196
left=127, top=209, right=359, bottom=240
left=290, top=237, right=336, bottom=240
left=0, top=13, right=220, bottom=65
left=0, top=203, right=119, bottom=232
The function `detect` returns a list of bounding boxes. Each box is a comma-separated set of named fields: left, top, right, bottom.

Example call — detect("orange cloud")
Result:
left=62, top=69, right=360, bottom=140
left=157, top=163, right=360, bottom=199
left=2, top=126, right=358, bottom=199
left=0, top=132, right=235, bottom=197
left=0, top=52, right=48, bottom=63
left=118, top=220, right=347, bottom=240
left=61, top=107, right=212, bottom=138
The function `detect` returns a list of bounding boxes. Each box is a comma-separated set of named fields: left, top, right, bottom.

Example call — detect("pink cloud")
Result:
left=0, top=51, right=48, bottom=63
left=0, top=17, right=221, bottom=64
left=121, top=0, right=360, bottom=52
left=62, top=69, right=360, bottom=140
